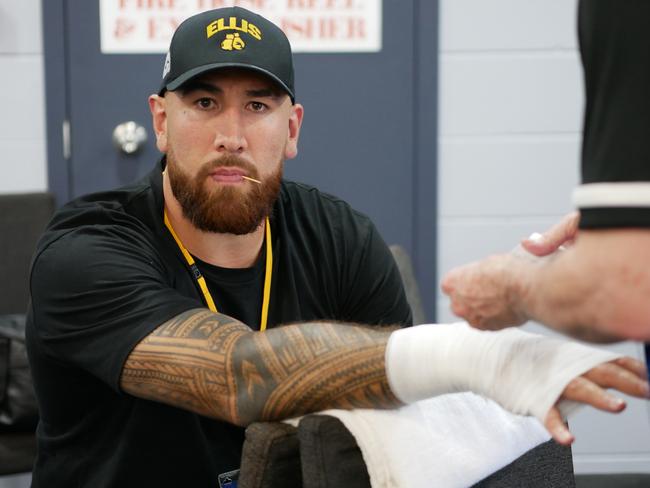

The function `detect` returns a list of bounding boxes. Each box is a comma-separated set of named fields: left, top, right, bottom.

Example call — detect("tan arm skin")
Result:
left=120, top=308, right=649, bottom=444
left=525, top=228, right=650, bottom=342
left=120, top=309, right=400, bottom=427
left=442, top=216, right=650, bottom=342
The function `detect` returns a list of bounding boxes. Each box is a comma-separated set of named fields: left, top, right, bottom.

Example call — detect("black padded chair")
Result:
left=239, top=415, right=575, bottom=488
left=388, top=245, right=426, bottom=325
left=0, top=193, right=54, bottom=478
left=0, top=193, right=54, bottom=314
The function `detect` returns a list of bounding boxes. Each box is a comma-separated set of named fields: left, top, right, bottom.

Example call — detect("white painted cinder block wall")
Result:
left=0, top=2, right=45, bottom=486
left=437, top=0, right=650, bottom=474
left=0, top=0, right=47, bottom=194
left=1, top=0, right=647, bottom=480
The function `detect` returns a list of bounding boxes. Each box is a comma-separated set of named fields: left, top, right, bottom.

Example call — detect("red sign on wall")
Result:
left=100, top=0, right=382, bottom=53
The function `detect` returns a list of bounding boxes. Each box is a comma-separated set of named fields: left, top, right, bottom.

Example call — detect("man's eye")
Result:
left=248, top=101, right=267, bottom=112
left=196, top=98, right=214, bottom=109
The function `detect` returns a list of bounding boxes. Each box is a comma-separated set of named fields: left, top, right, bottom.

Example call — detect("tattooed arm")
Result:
left=120, top=308, right=400, bottom=426
left=121, top=308, right=649, bottom=439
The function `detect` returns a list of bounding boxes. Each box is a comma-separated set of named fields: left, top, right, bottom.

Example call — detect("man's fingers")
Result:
left=440, top=270, right=457, bottom=296
left=562, top=376, right=626, bottom=413
left=522, top=211, right=579, bottom=256
left=442, top=255, right=530, bottom=330
left=441, top=264, right=474, bottom=295
left=544, top=407, right=574, bottom=445
left=521, top=234, right=555, bottom=256
left=449, top=300, right=468, bottom=320
left=546, top=355, right=647, bottom=445
left=612, top=356, right=649, bottom=381
left=582, top=360, right=650, bottom=399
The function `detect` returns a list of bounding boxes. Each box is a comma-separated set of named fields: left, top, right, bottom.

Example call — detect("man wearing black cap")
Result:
left=26, top=6, right=649, bottom=488
left=27, top=8, right=412, bottom=487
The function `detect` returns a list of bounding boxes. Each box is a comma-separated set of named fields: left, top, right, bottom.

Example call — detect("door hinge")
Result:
left=62, top=119, right=71, bottom=160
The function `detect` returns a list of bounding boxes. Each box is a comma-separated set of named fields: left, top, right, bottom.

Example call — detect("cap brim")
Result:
left=161, top=62, right=295, bottom=102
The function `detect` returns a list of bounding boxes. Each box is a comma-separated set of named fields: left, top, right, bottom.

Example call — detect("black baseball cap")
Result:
left=159, top=7, right=295, bottom=102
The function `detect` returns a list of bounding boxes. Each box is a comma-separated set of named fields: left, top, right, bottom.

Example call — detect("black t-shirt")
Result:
left=26, top=160, right=412, bottom=488
left=576, top=0, right=650, bottom=381
left=576, top=0, right=650, bottom=228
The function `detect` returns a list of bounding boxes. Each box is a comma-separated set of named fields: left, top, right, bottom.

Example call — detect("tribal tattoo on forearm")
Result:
left=121, top=309, right=401, bottom=425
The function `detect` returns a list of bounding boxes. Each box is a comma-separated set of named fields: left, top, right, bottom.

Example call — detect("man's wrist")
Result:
left=509, top=257, right=537, bottom=326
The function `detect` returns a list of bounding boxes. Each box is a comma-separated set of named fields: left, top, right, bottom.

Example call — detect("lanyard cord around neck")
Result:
left=163, top=209, right=273, bottom=331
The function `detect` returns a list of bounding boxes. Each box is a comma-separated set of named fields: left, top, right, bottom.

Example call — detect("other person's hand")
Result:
left=547, top=356, right=649, bottom=444
left=441, top=253, right=530, bottom=330
left=441, top=212, right=580, bottom=330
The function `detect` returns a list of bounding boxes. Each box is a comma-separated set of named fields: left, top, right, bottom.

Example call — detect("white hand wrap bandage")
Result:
left=385, top=322, right=621, bottom=423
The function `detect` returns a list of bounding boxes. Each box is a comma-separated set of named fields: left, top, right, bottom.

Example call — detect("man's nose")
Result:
left=213, top=109, right=247, bottom=153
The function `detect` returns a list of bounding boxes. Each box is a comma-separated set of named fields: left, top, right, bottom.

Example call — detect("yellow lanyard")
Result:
left=163, top=209, right=273, bottom=331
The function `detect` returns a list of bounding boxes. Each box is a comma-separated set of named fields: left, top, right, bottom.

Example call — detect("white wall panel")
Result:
left=0, top=57, right=45, bottom=141
left=0, top=139, right=47, bottom=193
left=441, top=0, right=578, bottom=52
left=440, top=53, right=584, bottom=136
left=0, top=0, right=43, bottom=54
left=439, top=135, right=580, bottom=217
left=437, top=217, right=564, bottom=269
left=0, top=0, right=46, bottom=195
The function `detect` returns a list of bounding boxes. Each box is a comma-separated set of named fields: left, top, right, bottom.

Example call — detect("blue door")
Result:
left=42, top=0, right=438, bottom=319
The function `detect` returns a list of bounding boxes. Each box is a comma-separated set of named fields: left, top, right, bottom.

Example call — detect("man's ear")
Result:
left=149, top=94, right=168, bottom=153
left=284, top=103, right=304, bottom=160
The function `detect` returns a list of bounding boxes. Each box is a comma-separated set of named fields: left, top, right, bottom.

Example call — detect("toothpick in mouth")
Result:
left=241, top=175, right=262, bottom=184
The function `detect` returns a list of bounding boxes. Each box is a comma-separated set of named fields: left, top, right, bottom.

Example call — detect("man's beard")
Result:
left=166, top=152, right=283, bottom=235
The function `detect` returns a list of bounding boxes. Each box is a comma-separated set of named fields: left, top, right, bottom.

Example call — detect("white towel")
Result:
left=311, top=393, right=550, bottom=488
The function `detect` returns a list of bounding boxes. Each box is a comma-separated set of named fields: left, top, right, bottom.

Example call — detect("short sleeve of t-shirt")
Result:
left=270, top=182, right=413, bottom=329
left=29, top=218, right=202, bottom=393
left=575, top=0, right=650, bottom=228
left=338, top=219, right=413, bottom=327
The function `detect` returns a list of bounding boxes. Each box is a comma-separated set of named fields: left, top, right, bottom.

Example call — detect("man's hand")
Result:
left=441, top=254, right=532, bottom=330
left=547, top=357, right=649, bottom=444
left=443, top=212, right=650, bottom=340
left=441, top=212, right=579, bottom=331
left=388, top=322, right=649, bottom=444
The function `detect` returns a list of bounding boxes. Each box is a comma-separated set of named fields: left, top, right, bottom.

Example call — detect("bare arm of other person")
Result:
left=121, top=308, right=649, bottom=445
left=442, top=212, right=650, bottom=342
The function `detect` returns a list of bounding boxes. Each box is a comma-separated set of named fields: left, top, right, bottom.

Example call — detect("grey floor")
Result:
left=575, top=474, right=650, bottom=488
left=0, top=473, right=31, bottom=488
left=4, top=472, right=650, bottom=487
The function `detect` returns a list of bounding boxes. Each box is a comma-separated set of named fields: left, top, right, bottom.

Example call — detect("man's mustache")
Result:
left=198, top=155, right=259, bottom=179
